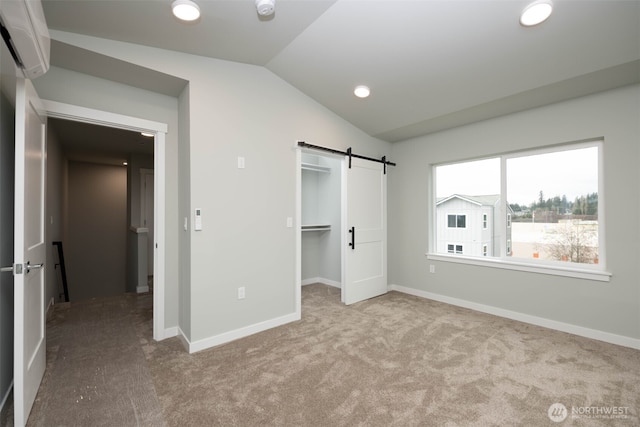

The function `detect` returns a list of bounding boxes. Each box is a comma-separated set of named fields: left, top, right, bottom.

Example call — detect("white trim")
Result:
left=301, top=277, right=342, bottom=289
left=153, top=132, right=166, bottom=341
left=177, top=327, right=190, bottom=352
left=389, top=284, right=639, bottom=350
left=295, top=147, right=302, bottom=320
left=183, top=312, right=300, bottom=354
left=40, top=100, right=169, bottom=341
left=163, top=326, right=179, bottom=339
left=41, top=100, right=168, bottom=133
left=426, top=252, right=611, bottom=282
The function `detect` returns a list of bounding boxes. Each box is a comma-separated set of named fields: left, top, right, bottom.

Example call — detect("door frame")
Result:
left=41, top=100, right=169, bottom=341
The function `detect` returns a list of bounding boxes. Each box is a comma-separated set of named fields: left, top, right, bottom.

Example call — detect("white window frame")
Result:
left=428, top=139, right=610, bottom=282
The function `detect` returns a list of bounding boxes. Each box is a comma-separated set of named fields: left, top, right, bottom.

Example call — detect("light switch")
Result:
left=237, top=156, right=245, bottom=169
left=183, top=217, right=188, bottom=231
left=194, top=208, right=202, bottom=231
left=286, top=217, right=293, bottom=228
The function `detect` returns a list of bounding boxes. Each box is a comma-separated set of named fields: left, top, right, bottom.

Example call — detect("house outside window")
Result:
left=436, top=194, right=507, bottom=257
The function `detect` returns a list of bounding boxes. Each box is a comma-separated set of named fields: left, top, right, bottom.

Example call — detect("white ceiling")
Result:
left=42, top=0, right=640, bottom=145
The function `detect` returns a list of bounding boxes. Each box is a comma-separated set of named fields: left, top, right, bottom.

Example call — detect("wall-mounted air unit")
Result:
left=0, top=0, right=50, bottom=79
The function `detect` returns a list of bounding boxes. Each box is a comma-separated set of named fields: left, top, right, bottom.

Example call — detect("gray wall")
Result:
left=48, top=31, right=391, bottom=346
left=388, top=84, right=640, bottom=341
left=0, top=81, right=15, bottom=416
left=66, top=161, right=127, bottom=301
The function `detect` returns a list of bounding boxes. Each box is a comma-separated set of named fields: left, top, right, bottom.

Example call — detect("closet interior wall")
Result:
left=301, top=153, right=342, bottom=288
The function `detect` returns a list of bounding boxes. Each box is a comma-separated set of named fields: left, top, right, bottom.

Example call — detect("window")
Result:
left=432, top=141, right=607, bottom=281
left=447, top=214, right=466, bottom=228
left=448, top=244, right=463, bottom=254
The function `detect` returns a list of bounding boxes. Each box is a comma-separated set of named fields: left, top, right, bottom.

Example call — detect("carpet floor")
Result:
left=3, top=283, right=639, bottom=426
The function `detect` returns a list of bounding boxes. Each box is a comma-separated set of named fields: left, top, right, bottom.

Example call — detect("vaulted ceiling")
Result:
left=42, top=0, right=640, bottom=145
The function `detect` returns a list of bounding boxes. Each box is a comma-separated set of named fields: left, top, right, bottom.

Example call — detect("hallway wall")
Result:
left=66, top=161, right=127, bottom=301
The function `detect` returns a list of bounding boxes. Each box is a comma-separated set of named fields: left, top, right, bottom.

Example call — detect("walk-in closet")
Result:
left=300, top=152, right=342, bottom=289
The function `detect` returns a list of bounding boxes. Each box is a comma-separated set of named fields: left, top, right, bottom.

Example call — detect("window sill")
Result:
left=426, top=253, right=611, bottom=282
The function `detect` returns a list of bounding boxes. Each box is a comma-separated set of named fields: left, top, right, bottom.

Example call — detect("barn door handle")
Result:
left=348, top=226, right=355, bottom=250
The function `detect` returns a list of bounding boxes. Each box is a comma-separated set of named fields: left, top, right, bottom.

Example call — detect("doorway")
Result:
left=43, top=100, right=168, bottom=341
left=49, top=118, right=154, bottom=301
left=295, top=143, right=390, bottom=316
left=300, top=151, right=344, bottom=298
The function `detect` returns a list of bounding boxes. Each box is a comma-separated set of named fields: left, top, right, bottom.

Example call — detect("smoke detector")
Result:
left=256, top=0, right=275, bottom=16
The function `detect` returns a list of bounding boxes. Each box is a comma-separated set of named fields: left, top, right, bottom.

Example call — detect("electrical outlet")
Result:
left=238, top=287, right=245, bottom=300
left=429, top=264, right=435, bottom=274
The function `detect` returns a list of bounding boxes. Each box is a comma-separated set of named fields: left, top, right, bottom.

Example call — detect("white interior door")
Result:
left=343, top=157, right=387, bottom=305
left=13, top=78, right=47, bottom=427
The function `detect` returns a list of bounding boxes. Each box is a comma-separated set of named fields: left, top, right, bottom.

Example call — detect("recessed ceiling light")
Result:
left=520, top=0, right=553, bottom=27
left=123, top=162, right=128, bottom=166
left=141, top=131, right=154, bottom=137
left=354, top=85, right=371, bottom=98
left=172, top=0, right=200, bottom=21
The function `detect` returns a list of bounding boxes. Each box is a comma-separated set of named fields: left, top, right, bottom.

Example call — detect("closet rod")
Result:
left=297, top=141, right=396, bottom=169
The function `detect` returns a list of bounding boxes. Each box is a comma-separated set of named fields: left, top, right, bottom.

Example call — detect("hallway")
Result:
left=1, top=293, right=163, bottom=426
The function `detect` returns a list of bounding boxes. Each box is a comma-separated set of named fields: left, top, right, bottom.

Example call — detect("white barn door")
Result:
left=13, top=78, right=47, bottom=427
left=343, top=157, right=387, bottom=305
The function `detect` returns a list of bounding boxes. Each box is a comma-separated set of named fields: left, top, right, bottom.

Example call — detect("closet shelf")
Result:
left=302, top=224, right=331, bottom=232
left=301, top=162, right=331, bottom=173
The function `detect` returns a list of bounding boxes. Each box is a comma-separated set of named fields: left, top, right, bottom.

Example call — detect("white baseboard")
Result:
left=389, top=284, right=640, bottom=350
left=0, top=381, right=13, bottom=417
left=163, top=326, right=178, bottom=339
left=302, top=277, right=342, bottom=289
left=136, top=286, right=150, bottom=293
left=177, top=327, right=190, bottom=353
left=182, top=312, right=300, bottom=354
